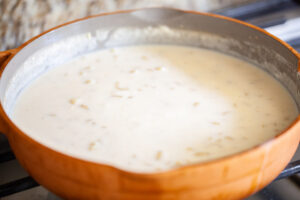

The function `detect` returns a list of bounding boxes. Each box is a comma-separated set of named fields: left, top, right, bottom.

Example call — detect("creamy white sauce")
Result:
left=12, top=45, right=298, bottom=173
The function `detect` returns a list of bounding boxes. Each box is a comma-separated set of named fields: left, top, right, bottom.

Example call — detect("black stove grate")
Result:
left=214, top=0, right=300, bottom=23
left=275, top=161, right=300, bottom=180
left=0, top=176, right=38, bottom=198
left=0, top=151, right=15, bottom=164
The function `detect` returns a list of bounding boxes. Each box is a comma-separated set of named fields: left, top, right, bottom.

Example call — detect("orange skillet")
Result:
left=0, top=8, right=299, bottom=200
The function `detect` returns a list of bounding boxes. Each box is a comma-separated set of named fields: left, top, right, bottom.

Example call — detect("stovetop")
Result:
left=1, top=0, right=300, bottom=199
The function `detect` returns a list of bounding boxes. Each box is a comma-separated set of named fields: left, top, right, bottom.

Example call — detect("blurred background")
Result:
left=1, top=0, right=300, bottom=52
left=1, top=0, right=300, bottom=51
left=1, top=0, right=300, bottom=199
left=0, top=0, right=266, bottom=51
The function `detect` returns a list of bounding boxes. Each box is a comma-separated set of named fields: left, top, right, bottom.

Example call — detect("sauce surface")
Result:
left=12, top=45, right=298, bottom=172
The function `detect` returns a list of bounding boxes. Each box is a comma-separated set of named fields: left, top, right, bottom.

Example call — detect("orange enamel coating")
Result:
left=0, top=8, right=300, bottom=200
left=0, top=49, right=18, bottom=71
left=0, top=51, right=10, bottom=67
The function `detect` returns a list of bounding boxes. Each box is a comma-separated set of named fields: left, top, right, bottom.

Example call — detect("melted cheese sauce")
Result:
left=12, top=45, right=298, bottom=172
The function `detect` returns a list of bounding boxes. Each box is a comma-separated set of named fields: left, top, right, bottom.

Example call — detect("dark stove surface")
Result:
left=1, top=0, right=300, bottom=199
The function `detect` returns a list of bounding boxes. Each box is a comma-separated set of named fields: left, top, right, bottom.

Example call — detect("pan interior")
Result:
left=0, top=9, right=299, bottom=171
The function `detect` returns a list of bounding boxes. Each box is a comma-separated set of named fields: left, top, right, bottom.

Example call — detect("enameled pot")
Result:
left=0, top=8, right=300, bottom=200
